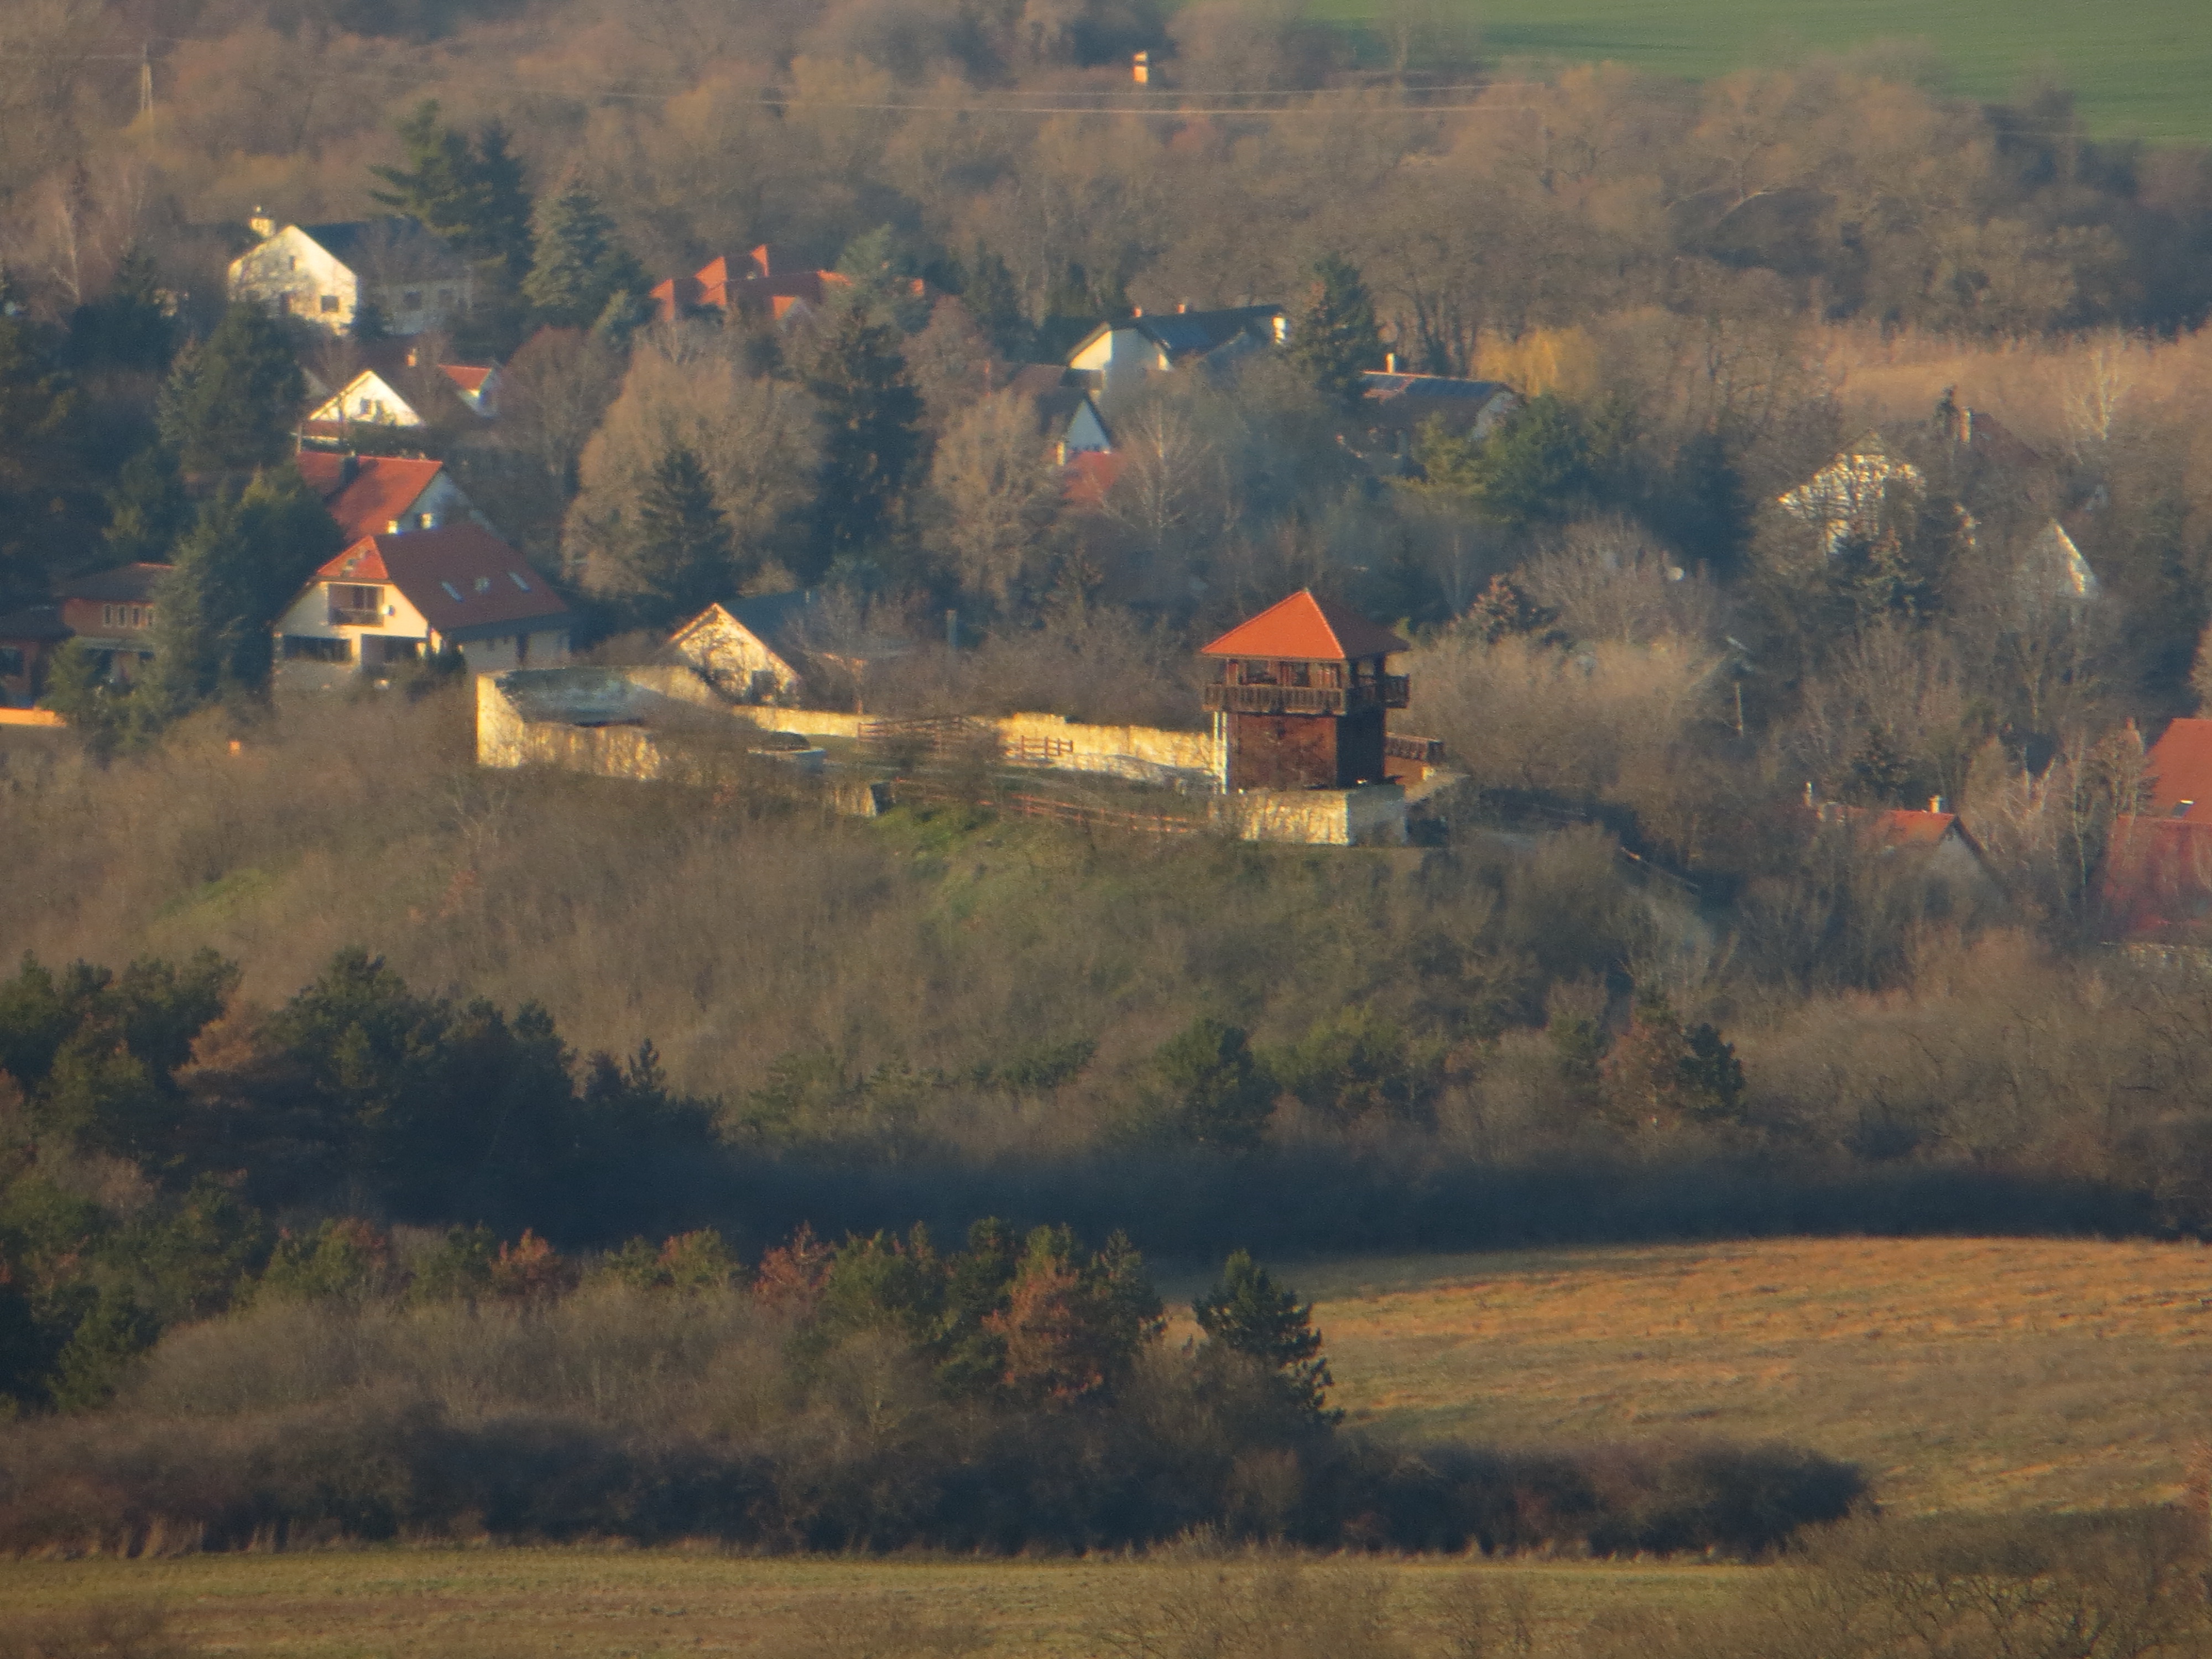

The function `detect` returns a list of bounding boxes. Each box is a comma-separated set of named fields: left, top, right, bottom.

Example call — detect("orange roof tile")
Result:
left=440, top=364, right=492, bottom=394
left=1865, top=808, right=1960, bottom=849
left=296, top=454, right=448, bottom=543
left=2144, top=718, right=2212, bottom=818
left=1199, top=589, right=1410, bottom=660
left=2096, top=816, right=2212, bottom=941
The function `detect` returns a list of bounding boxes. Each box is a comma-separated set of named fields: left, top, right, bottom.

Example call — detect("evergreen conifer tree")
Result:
left=158, top=305, right=304, bottom=474
left=629, top=446, right=737, bottom=625
left=67, top=248, right=171, bottom=374
left=1193, top=1250, right=1338, bottom=1422
left=0, top=310, right=90, bottom=602
left=963, top=241, right=1031, bottom=360
left=1290, top=253, right=1381, bottom=415
left=144, top=466, right=341, bottom=719
left=102, top=445, right=191, bottom=565
left=371, top=101, right=534, bottom=354
left=806, top=306, right=926, bottom=574
left=524, top=179, right=646, bottom=330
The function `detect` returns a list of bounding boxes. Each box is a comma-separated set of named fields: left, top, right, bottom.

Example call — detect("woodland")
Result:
left=7, top=0, right=2212, bottom=1597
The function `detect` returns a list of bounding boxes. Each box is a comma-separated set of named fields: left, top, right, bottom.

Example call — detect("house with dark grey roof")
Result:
left=1003, top=364, right=1113, bottom=461
left=228, top=210, right=472, bottom=337
left=1067, top=304, right=1285, bottom=406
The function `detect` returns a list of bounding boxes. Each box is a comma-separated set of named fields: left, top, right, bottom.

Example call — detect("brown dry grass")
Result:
left=1305, top=1236, right=2212, bottom=1517
left=0, top=1552, right=1747, bottom=1659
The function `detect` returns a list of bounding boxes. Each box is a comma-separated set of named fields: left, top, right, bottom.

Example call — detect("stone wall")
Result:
left=1223, top=784, right=1408, bottom=846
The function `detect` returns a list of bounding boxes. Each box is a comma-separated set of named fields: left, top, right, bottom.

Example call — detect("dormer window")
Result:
left=509, top=571, right=531, bottom=591
left=441, top=581, right=463, bottom=601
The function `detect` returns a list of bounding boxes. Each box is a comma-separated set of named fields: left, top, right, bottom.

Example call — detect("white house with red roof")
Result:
left=273, top=524, right=570, bottom=684
left=294, top=452, right=480, bottom=544
left=307, top=361, right=499, bottom=431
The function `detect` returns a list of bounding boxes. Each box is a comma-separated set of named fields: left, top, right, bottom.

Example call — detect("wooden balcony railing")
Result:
left=1203, top=676, right=1408, bottom=715
left=327, top=607, right=382, bottom=627
left=1384, top=733, right=1444, bottom=764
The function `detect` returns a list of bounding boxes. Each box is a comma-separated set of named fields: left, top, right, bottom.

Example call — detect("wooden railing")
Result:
left=1203, top=676, right=1408, bottom=714
left=327, top=607, right=382, bottom=627
left=1384, top=733, right=1444, bottom=764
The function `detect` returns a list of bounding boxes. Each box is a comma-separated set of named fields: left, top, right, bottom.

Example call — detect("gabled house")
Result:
left=1358, top=363, right=1519, bottom=440
left=228, top=211, right=472, bottom=337
left=1778, top=403, right=2052, bottom=557
left=650, top=246, right=853, bottom=327
left=273, top=525, right=570, bottom=682
left=1003, top=364, right=1113, bottom=462
left=1067, top=304, right=1285, bottom=406
left=0, top=564, right=171, bottom=701
left=306, top=356, right=498, bottom=432
left=669, top=596, right=817, bottom=703
left=294, top=453, right=480, bottom=545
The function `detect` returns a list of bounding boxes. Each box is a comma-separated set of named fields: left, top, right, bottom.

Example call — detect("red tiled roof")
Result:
left=1061, top=448, right=1122, bottom=506
left=441, top=364, right=493, bottom=394
left=296, top=453, right=447, bottom=543
left=1199, top=589, right=1410, bottom=661
left=2096, top=816, right=2212, bottom=941
left=1865, top=808, right=1961, bottom=849
left=320, top=526, right=567, bottom=641
left=2143, top=718, right=2212, bottom=818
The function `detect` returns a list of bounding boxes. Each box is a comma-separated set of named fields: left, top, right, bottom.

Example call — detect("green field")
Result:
left=1315, top=0, right=2212, bottom=142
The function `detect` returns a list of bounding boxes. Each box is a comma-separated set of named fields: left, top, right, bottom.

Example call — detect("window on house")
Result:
left=282, top=635, right=351, bottom=662
left=436, top=287, right=453, bottom=305
left=403, top=289, right=422, bottom=309
left=509, top=571, right=531, bottom=591
left=127, top=607, right=142, bottom=628
left=441, top=581, right=463, bottom=601
left=516, top=632, right=529, bottom=664
left=0, top=647, right=24, bottom=678
left=320, top=294, right=339, bottom=313
left=102, top=604, right=116, bottom=627
left=327, top=583, right=383, bottom=624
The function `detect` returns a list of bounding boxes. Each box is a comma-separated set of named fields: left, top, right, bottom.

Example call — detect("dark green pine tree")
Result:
left=1465, top=392, right=1594, bottom=531
left=67, top=247, right=173, bottom=375
left=806, top=306, right=926, bottom=575
left=371, top=101, right=534, bottom=354
left=101, top=445, right=192, bottom=565
left=157, top=304, right=305, bottom=474
left=0, top=308, right=92, bottom=604
left=1289, top=253, right=1381, bottom=416
left=523, top=178, right=646, bottom=330
left=1193, top=1250, right=1339, bottom=1423
left=143, top=465, right=341, bottom=722
left=1151, top=1017, right=1275, bottom=1150
left=963, top=241, right=1031, bottom=361
left=629, top=446, right=737, bottom=626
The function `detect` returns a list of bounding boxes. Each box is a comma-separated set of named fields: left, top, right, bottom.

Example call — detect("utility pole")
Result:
left=138, top=41, right=152, bottom=119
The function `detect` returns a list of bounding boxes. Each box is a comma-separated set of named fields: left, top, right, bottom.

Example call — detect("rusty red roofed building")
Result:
left=1198, top=589, right=1413, bottom=791
left=650, top=246, right=853, bottom=326
left=295, top=452, right=480, bottom=545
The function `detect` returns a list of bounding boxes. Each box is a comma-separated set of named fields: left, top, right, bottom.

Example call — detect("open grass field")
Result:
left=1313, top=0, right=2212, bottom=142
left=3, top=1236, right=2206, bottom=1652
left=0, top=1554, right=1745, bottom=1658
left=1306, top=1235, right=2212, bottom=1517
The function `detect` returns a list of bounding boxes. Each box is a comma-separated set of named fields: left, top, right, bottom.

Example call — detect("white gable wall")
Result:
left=229, top=228, right=358, bottom=333
left=311, top=370, right=427, bottom=427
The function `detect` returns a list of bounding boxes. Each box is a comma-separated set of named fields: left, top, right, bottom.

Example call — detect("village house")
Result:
left=0, top=563, right=172, bottom=703
left=295, top=452, right=482, bottom=545
left=273, top=524, right=570, bottom=684
left=306, top=352, right=499, bottom=433
left=650, top=246, right=853, bottom=327
left=669, top=595, right=816, bottom=703
left=228, top=211, right=472, bottom=336
left=1357, top=358, right=1520, bottom=470
left=1067, top=304, right=1285, bottom=407
left=1003, top=363, right=1113, bottom=462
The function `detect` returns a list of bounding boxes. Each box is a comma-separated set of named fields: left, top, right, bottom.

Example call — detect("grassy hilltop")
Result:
left=1314, top=0, right=2212, bottom=141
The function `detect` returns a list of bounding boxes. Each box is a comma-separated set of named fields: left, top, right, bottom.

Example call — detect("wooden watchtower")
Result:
left=1199, top=590, right=1410, bottom=790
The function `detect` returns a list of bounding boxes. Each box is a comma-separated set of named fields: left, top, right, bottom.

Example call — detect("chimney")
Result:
left=249, top=206, right=275, bottom=240
left=1133, top=50, right=1149, bottom=84
left=1131, top=305, right=1142, bottom=317
left=1385, top=351, right=1396, bottom=373
left=1272, top=314, right=1287, bottom=344
left=1929, top=795, right=1946, bottom=814
left=387, top=518, right=403, bottom=534
left=405, top=347, right=419, bottom=368
left=1177, top=301, right=1188, bottom=314
left=1803, top=781, right=1815, bottom=810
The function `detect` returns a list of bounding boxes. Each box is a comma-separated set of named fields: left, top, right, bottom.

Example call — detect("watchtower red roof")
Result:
left=1199, top=589, right=1408, bottom=661
left=2146, top=717, right=2212, bottom=818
